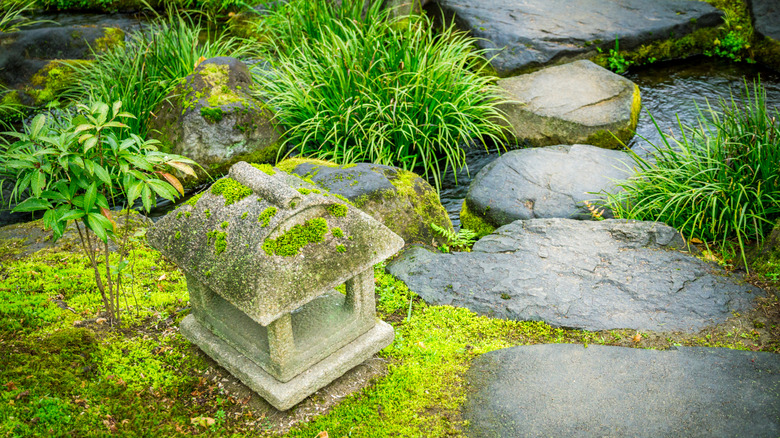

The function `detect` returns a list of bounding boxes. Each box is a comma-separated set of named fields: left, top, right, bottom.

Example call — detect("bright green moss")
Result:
left=174, top=231, right=181, bottom=240
left=241, top=212, right=248, bottom=219
left=262, top=217, right=328, bottom=256
left=326, top=203, right=348, bottom=217
left=204, top=209, right=211, bottom=219
left=200, top=107, right=224, bottom=123
left=183, top=192, right=204, bottom=207
left=250, top=163, right=276, bottom=175
left=211, top=178, right=253, bottom=206
left=258, top=206, right=277, bottom=227
left=206, top=230, right=228, bottom=255
left=336, top=244, right=346, bottom=253
left=459, top=202, right=496, bottom=238
left=332, top=227, right=344, bottom=238
left=220, top=221, right=229, bottom=229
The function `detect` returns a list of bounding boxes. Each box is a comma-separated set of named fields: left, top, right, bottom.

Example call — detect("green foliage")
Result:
left=597, top=38, right=632, bottom=73
left=262, top=217, right=328, bottom=256
left=250, top=162, right=275, bottom=175
left=210, top=177, right=252, bottom=205
left=65, top=12, right=252, bottom=138
left=331, top=227, right=344, bottom=238
left=602, top=81, right=780, bottom=269
left=707, top=30, right=751, bottom=62
left=200, top=106, right=224, bottom=123
left=0, top=101, right=196, bottom=325
left=431, top=223, right=478, bottom=253
left=0, top=0, right=40, bottom=33
left=257, top=0, right=507, bottom=190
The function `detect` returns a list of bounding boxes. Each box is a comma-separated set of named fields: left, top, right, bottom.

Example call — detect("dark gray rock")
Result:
left=149, top=57, right=282, bottom=183
left=287, top=160, right=453, bottom=246
left=386, top=219, right=760, bottom=332
left=749, top=0, right=780, bottom=41
left=464, top=145, right=634, bottom=227
left=429, top=0, right=723, bottom=76
left=464, top=344, right=780, bottom=438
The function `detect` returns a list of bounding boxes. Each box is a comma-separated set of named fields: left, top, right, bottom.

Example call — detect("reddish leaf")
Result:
left=159, top=172, right=184, bottom=196
left=100, top=207, right=117, bottom=233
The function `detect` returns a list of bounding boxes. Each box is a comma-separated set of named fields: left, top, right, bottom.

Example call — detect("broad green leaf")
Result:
left=93, top=163, right=112, bottom=186
left=30, top=171, right=45, bottom=196
left=74, top=124, right=93, bottom=134
left=147, top=179, right=179, bottom=201
left=83, top=137, right=98, bottom=153
left=30, top=114, right=46, bottom=138
left=60, top=209, right=85, bottom=222
left=112, top=101, right=122, bottom=117
left=141, top=184, right=152, bottom=212
left=126, top=180, right=144, bottom=206
left=12, top=198, right=52, bottom=212
left=87, top=213, right=109, bottom=243
left=84, top=182, right=97, bottom=212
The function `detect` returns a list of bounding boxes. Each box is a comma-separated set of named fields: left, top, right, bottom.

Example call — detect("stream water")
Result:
left=440, top=57, right=780, bottom=229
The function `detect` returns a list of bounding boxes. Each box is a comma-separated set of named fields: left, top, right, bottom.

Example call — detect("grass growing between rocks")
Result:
left=0, top=221, right=777, bottom=436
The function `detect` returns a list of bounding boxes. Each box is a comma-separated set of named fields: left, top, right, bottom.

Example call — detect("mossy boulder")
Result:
left=497, top=60, right=641, bottom=149
left=149, top=57, right=282, bottom=183
left=279, top=158, right=453, bottom=246
left=0, top=25, right=124, bottom=106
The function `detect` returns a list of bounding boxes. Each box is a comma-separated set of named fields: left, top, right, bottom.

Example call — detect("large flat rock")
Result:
left=386, top=219, right=760, bottom=332
left=463, top=145, right=634, bottom=225
left=498, top=61, right=640, bottom=148
left=464, top=344, right=780, bottom=437
left=431, top=0, right=723, bottom=76
left=749, top=0, right=780, bottom=41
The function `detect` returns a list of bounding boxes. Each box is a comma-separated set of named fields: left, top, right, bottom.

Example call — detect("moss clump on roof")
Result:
left=262, top=217, right=328, bottom=257
left=326, top=204, right=348, bottom=218
left=183, top=192, right=204, bottom=208
left=258, top=206, right=277, bottom=228
left=211, top=178, right=252, bottom=206
left=250, top=163, right=276, bottom=176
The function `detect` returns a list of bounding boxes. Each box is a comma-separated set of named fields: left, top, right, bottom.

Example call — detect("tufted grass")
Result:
left=256, top=0, right=507, bottom=191
left=602, top=81, right=780, bottom=269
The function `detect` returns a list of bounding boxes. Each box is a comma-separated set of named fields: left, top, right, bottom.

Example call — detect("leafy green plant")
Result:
left=64, top=11, right=252, bottom=138
left=601, top=81, right=780, bottom=269
left=707, top=30, right=750, bottom=62
left=0, top=0, right=42, bottom=33
left=259, top=1, right=507, bottom=190
left=431, top=223, right=478, bottom=253
left=0, top=101, right=197, bottom=326
left=597, top=37, right=632, bottom=73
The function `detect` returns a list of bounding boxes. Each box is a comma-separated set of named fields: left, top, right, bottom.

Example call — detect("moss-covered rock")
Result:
left=24, top=60, right=92, bottom=106
left=280, top=158, right=453, bottom=246
left=148, top=57, right=282, bottom=184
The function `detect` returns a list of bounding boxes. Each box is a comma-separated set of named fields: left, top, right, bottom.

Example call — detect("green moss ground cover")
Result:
left=0, top=220, right=777, bottom=437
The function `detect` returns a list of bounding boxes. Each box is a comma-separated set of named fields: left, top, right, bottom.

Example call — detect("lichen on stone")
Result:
left=262, top=217, right=329, bottom=257
left=211, top=178, right=253, bottom=206
left=258, top=206, right=277, bottom=227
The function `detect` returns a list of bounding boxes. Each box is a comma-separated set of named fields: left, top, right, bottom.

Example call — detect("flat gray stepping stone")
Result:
left=464, top=344, right=780, bottom=437
left=387, top=219, right=760, bottom=332
left=498, top=61, right=641, bottom=148
left=749, top=0, right=780, bottom=41
left=431, top=0, right=723, bottom=76
left=463, top=144, right=633, bottom=226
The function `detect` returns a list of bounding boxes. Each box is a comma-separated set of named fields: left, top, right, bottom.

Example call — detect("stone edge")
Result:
left=180, top=314, right=395, bottom=411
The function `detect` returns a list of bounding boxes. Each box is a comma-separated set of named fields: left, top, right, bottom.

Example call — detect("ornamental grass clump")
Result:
left=64, top=11, right=252, bottom=137
left=603, top=81, right=780, bottom=269
left=257, top=0, right=507, bottom=190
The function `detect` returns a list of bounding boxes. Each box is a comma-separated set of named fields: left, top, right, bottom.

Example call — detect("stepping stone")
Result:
left=430, top=0, right=724, bottom=76
left=498, top=61, right=640, bottom=148
left=463, top=344, right=780, bottom=437
left=749, top=0, right=780, bottom=41
left=387, top=219, right=760, bottom=332
left=463, top=145, right=634, bottom=227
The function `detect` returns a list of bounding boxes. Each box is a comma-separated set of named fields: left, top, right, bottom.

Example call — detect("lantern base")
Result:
left=180, top=314, right=394, bottom=411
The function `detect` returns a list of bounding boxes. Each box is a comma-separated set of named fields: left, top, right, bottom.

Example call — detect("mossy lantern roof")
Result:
left=148, top=162, right=404, bottom=326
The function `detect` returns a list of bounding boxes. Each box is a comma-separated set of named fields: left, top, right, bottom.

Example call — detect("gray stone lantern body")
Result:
left=148, top=162, right=403, bottom=410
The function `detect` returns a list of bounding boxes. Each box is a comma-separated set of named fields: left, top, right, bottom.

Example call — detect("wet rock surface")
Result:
left=387, top=219, right=760, bottom=332
left=463, top=145, right=633, bottom=226
left=463, top=344, right=780, bottom=438
left=497, top=60, right=640, bottom=148
left=749, top=0, right=780, bottom=41
left=429, top=0, right=723, bottom=76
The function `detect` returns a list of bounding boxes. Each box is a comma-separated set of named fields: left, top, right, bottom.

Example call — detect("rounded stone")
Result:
left=497, top=60, right=641, bottom=148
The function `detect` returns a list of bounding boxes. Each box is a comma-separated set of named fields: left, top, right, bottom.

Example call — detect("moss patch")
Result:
left=206, top=229, right=228, bottom=255
left=183, top=192, right=204, bottom=208
left=257, top=206, right=277, bottom=227
left=262, top=217, right=328, bottom=256
left=459, top=202, right=496, bottom=238
left=250, top=163, right=276, bottom=175
left=210, top=178, right=253, bottom=206
left=92, top=27, right=125, bottom=53
left=200, top=107, right=224, bottom=123
left=326, top=203, right=348, bottom=217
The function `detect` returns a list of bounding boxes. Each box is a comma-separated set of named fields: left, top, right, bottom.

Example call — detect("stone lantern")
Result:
left=148, top=162, right=403, bottom=410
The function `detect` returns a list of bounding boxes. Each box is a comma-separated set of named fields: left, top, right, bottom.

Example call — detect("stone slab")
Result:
left=431, top=0, right=723, bottom=76
left=180, top=315, right=395, bottom=411
left=464, top=145, right=633, bottom=224
left=464, top=344, right=780, bottom=437
left=387, top=219, right=760, bottom=332
left=749, top=0, right=780, bottom=41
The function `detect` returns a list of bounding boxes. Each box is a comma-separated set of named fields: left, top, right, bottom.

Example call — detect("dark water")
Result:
left=440, top=57, right=780, bottom=229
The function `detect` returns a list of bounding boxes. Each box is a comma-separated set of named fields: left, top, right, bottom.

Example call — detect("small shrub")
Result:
left=602, top=81, right=780, bottom=269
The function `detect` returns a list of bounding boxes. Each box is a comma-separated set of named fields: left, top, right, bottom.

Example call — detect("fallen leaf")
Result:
left=316, top=432, right=330, bottom=438
left=690, top=237, right=703, bottom=244
left=631, top=333, right=642, bottom=343
left=157, top=273, right=167, bottom=282
left=190, top=416, right=215, bottom=427
left=194, top=56, right=207, bottom=69
left=96, top=317, right=107, bottom=324
left=15, top=390, right=29, bottom=400
left=4, top=381, right=16, bottom=391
